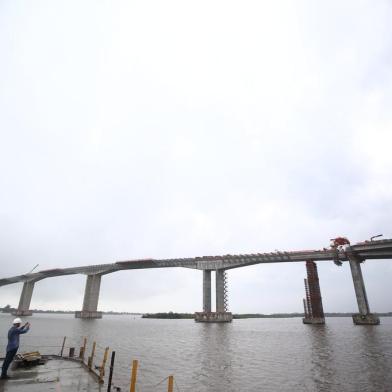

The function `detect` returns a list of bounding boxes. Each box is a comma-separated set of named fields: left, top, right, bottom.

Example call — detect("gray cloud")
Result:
left=0, top=0, right=391, bottom=313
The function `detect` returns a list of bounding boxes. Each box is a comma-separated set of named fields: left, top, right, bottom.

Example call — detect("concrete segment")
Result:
left=203, top=270, right=211, bottom=312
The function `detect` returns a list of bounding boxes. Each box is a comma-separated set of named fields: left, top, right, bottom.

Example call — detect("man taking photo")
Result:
left=1, top=318, right=30, bottom=379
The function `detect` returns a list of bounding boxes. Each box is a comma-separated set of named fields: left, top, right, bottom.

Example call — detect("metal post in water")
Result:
left=60, top=336, right=66, bottom=357
left=168, top=375, right=174, bottom=392
left=99, top=347, right=110, bottom=383
left=129, top=359, right=138, bottom=392
left=107, top=351, right=116, bottom=392
left=80, top=337, right=87, bottom=362
left=88, top=341, right=96, bottom=370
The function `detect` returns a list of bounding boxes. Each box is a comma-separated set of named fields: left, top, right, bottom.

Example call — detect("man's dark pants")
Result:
left=1, top=348, right=18, bottom=377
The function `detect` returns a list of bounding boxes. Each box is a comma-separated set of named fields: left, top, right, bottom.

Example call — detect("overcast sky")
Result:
left=0, top=1, right=391, bottom=314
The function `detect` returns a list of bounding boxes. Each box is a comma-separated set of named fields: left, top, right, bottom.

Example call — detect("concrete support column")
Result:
left=203, top=270, right=211, bottom=312
left=349, top=255, right=370, bottom=315
left=13, top=281, right=35, bottom=316
left=194, top=269, right=232, bottom=322
left=75, top=274, right=103, bottom=319
left=216, top=270, right=225, bottom=313
left=348, top=253, right=379, bottom=325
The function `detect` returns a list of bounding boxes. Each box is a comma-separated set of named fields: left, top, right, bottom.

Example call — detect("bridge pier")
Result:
left=195, top=269, right=233, bottom=323
left=75, top=274, right=103, bottom=319
left=216, top=269, right=225, bottom=313
left=302, top=261, right=325, bottom=324
left=203, top=270, right=211, bottom=312
left=13, top=281, right=35, bottom=316
left=348, top=253, right=379, bottom=325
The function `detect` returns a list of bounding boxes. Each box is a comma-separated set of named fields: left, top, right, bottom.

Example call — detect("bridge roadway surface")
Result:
left=1, top=238, right=392, bottom=286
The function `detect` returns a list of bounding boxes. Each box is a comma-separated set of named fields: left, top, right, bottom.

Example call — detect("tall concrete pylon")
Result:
left=203, top=270, right=211, bottom=312
left=75, top=274, right=103, bottom=319
left=215, top=269, right=225, bottom=313
left=347, top=253, right=380, bottom=325
left=13, top=281, right=35, bottom=316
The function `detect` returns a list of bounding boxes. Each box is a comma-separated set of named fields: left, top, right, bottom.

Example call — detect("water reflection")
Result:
left=196, top=323, right=234, bottom=392
left=306, top=325, right=337, bottom=392
left=355, top=325, right=391, bottom=390
left=305, top=319, right=392, bottom=392
left=0, top=315, right=391, bottom=392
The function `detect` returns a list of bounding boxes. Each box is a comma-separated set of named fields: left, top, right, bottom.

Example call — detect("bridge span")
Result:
left=1, top=238, right=392, bottom=325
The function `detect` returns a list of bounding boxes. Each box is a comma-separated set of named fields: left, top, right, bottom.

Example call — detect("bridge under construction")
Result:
left=1, top=238, right=391, bottom=325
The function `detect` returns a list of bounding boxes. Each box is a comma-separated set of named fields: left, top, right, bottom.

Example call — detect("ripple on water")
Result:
left=0, top=314, right=391, bottom=391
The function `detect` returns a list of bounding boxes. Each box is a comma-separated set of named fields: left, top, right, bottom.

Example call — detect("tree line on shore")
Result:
left=0, top=305, right=141, bottom=315
left=2, top=305, right=391, bottom=319
left=142, top=312, right=392, bottom=319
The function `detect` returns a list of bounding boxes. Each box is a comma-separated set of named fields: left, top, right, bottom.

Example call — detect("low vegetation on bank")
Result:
left=142, top=312, right=392, bottom=319
left=2, top=305, right=391, bottom=319
left=142, top=312, right=194, bottom=319
left=0, top=305, right=141, bottom=316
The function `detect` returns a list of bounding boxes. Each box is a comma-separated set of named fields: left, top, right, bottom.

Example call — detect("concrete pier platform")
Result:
left=75, top=311, right=102, bottom=319
left=0, top=357, right=103, bottom=391
left=194, top=312, right=233, bottom=323
left=352, top=313, right=380, bottom=325
left=302, top=317, right=325, bottom=325
left=11, top=310, right=32, bottom=317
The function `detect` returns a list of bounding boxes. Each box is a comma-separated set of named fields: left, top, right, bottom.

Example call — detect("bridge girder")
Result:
left=0, top=239, right=391, bottom=287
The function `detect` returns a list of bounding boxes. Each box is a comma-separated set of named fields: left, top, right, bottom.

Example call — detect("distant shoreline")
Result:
left=2, top=309, right=392, bottom=319
left=142, top=312, right=392, bottom=319
left=1, top=308, right=142, bottom=316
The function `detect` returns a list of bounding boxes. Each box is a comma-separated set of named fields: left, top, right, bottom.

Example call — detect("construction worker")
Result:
left=1, top=318, right=30, bottom=379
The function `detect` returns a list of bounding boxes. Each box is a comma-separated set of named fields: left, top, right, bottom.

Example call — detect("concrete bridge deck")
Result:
left=1, top=238, right=392, bottom=287
left=1, top=238, right=391, bottom=325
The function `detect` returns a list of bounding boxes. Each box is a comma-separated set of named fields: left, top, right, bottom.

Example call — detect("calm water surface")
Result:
left=0, top=314, right=391, bottom=391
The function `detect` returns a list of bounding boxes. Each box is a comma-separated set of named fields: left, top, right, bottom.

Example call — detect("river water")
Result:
left=0, top=313, right=391, bottom=391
